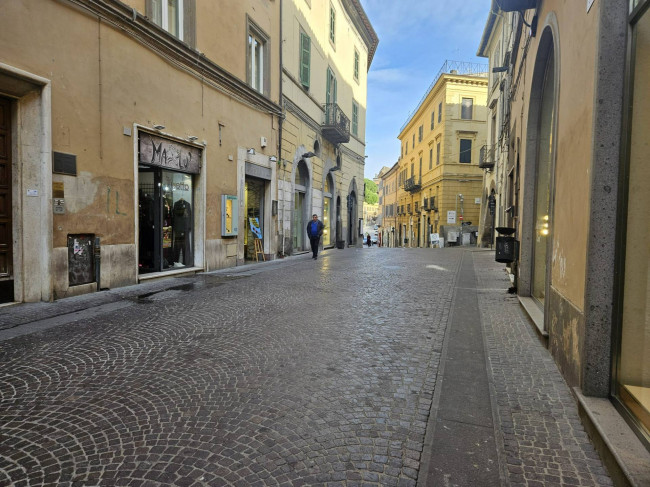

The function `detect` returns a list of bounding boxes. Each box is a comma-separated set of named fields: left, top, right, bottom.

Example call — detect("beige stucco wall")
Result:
left=512, top=0, right=598, bottom=310
left=0, top=0, right=280, bottom=299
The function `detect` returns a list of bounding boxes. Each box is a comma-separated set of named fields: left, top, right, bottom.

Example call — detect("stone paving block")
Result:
left=0, top=249, right=614, bottom=486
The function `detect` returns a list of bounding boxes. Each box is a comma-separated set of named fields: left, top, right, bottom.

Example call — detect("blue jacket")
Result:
left=307, top=219, right=324, bottom=238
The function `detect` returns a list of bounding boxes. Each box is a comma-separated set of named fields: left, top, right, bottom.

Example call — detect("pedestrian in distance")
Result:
left=306, top=214, right=324, bottom=259
left=367, top=234, right=372, bottom=247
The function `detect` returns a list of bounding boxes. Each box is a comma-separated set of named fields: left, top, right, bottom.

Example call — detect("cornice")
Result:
left=65, top=0, right=282, bottom=116
left=341, top=0, right=379, bottom=68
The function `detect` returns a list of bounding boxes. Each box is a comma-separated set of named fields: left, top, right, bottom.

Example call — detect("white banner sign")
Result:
left=447, top=210, right=456, bottom=224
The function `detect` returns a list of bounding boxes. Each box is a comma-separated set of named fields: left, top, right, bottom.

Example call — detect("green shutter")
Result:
left=300, top=33, right=311, bottom=89
left=326, top=69, right=331, bottom=105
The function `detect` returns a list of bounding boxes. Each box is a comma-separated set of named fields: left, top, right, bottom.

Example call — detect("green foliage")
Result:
left=364, top=178, right=378, bottom=205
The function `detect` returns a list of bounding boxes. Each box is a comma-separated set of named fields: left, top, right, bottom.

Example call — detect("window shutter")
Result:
left=300, top=33, right=310, bottom=89
left=326, top=70, right=331, bottom=105
left=183, top=0, right=196, bottom=48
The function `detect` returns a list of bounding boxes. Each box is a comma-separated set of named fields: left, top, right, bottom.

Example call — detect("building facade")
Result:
left=0, top=0, right=282, bottom=302
left=280, top=0, right=378, bottom=253
left=393, top=62, right=488, bottom=248
left=476, top=8, right=517, bottom=247
left=477, top=0, right=650, bottom=481
left=378, top=163, right=399, bottom=248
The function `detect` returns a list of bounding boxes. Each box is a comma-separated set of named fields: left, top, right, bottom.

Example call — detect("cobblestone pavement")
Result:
left=0, top=248, right=611, bottom=486
left=472, top=251, right=613, bottom=487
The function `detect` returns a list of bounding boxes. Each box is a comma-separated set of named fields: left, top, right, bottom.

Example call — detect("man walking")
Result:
left=306, top=214, right=324, bottom=260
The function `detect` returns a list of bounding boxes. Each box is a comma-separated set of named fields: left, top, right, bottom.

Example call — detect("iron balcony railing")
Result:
left=479, top=145, right=496, bottom=169
left=404, top=176, right=421, bottom=193
left=322, top=103, right=350, bottom=144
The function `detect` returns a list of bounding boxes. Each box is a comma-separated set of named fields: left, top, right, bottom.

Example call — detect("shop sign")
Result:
left=139, top=132, right=201, bottom=174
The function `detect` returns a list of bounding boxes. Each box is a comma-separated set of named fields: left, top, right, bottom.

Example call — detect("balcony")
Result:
left=479, top=145, right=496, bottom=170
left=322, top=104, right=350, bottom=144
left=404, top=176, right=421, bottom=193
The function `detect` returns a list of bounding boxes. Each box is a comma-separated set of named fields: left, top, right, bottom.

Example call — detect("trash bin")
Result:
left=495, top=236, right=515, bottom=263
left=336, top=240, right=345, bottom=249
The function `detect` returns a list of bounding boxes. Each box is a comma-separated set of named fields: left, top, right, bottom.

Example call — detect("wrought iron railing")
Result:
left=479, top=145, right=496, bottom=169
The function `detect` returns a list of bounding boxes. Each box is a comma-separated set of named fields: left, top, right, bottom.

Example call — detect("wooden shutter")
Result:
left=300, top=32, right=310, bottom=89
left=183, top=0, right=196, bottom=48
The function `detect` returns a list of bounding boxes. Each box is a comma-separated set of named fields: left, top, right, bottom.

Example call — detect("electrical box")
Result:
left=260, top=136, right=267, bottom=148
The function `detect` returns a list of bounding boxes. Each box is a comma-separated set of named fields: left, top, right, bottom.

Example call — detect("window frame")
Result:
left=352, top=100, right=359, bottom=136
left=354, top=49, right=360, bottom=82
left=299, top=29, right=311, bottom=90
left=147, top=0, right=196, bottom=45
left=459, top=139, right=472, bottom=163
left=247, top=19, right=270, bottom=96
left=438, top=102, right=443, bottom=123
left=329, top=4, right=336, bottom=45
left=461, top=97, right=474, bottom=120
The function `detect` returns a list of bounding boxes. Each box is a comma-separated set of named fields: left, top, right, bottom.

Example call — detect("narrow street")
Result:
left=0, top=248, right=611, bottom=487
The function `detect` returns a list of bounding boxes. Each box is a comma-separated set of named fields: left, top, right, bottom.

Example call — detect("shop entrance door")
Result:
left=138, top=167, right=193, bottom=273
left=0, top=97, right=13, bottom=303
left=245, top=178, right=265, bottom=261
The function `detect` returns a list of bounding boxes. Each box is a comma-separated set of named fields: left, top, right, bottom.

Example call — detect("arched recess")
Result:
left=347, top=178, right=360, bottom=245
left=520, top=18, right=560, bottom=320
left=292, top=158, right=311, bottom=253
left=322, top=173, right=335, bottom=246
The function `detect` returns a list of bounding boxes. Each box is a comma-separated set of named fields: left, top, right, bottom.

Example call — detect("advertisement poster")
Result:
left=249, top=217, right=262, bottom=239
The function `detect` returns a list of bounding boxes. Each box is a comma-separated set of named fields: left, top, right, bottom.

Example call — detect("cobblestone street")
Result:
left=0, top=248, right=612, bottom=486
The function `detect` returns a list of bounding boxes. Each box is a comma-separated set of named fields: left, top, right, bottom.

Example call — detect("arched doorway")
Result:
left=522, top=25, right=558, bottom=310
left=293, top=160, right=310, bottom=252
left=347, top=191, right=357, bottom=245
left=336, top=196, right=342, bottom=246
left=323, top=174, right=334, bottom=246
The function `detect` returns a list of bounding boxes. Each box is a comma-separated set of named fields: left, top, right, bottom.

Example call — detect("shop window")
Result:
left=139, top=168, right=194, bottom=273
left=615, top=2, right=650, bottom=444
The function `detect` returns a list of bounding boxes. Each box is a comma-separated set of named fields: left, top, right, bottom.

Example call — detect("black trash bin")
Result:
left=495, top=236, right=515, bottom=263
left=495, top=226, right=516, bottom=263
left=336, top=240, right=345, bottom=249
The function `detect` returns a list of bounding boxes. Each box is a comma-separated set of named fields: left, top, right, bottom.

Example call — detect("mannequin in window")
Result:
left=172, top=197, right=192, bottom=265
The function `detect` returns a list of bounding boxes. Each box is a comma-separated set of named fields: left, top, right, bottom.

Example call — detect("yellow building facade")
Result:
left=280, top=0, right=377, bottom=251
left=378, top=163, right=399, bottom=247
left=394, top=64, right=488, bottom=247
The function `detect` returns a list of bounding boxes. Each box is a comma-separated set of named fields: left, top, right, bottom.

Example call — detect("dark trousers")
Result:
left=309, top=236, right=320, bottom=257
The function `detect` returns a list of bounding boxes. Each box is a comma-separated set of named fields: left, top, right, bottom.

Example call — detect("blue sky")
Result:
left=359, top=0, right=492, bottom=178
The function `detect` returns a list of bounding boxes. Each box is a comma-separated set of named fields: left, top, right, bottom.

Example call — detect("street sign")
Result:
left=447, top=210, right=456, bottom=224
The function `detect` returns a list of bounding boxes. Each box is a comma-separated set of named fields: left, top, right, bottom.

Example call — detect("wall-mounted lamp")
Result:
left=302, top=152, right=316, bottom=159
left=153, top=124, right=165, bottom=130
left=269, top=156, right=278, bottom=163
left=247, top=148, right=256, bottom=155
left=187, top=135, right=198, bottom=141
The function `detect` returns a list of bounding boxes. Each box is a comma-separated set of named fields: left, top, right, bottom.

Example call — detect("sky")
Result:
left=358, top=0, right=493, bottom=179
